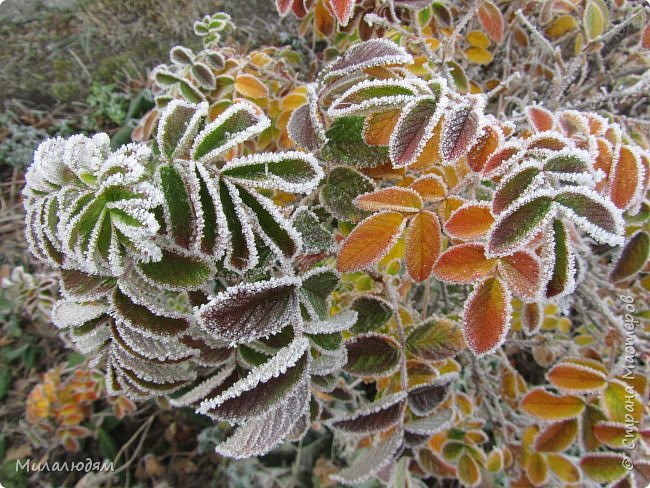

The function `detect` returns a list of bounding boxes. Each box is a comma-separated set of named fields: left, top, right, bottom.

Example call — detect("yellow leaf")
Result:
left=234, top=74, right=269, bottom=99
left=467, top=30, right=491, bottom=49
left=520, top=388, right=585, bottom=420
left=546, top=361, right=607, bottom=392
left=465, top=47, right=494, bottom=65
left=545, top=15, right=577, bottom=39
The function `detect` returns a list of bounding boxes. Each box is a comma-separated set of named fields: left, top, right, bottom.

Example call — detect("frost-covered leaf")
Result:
left=404, top=210, right=441, bottom=282
left=354, top=187, right=423, bottom=213
left=159, top=164, right=195, bottom=249
left=292, top=207, right=334, bottom=254
left=433, top=243, right=497, bottom=284
left=409, top=174, right=447, bottom=202
left=329, top=392, right=406, bottom=434
left=60, top=269, right=116, bottom=300
left=533, top=419, right=578, bottom=452
left=214, top=379, right=310, bottom=459
left=157, top=100, right=205, bottom=161
left=197, top=277, right=300, bottom=344
left=137, top=248, right=212, bottom=290
left=408, top=373, right=456, bottom=416
left=323, top=116, right=390, bottom=168
left=324, top=39, right=413, bottom=80
left=330, top=428, right=403, bottom=486
left=51, top=300, right=108, bottom=329
left=467, top=125, right=500, bottom=172
left=350, top=296, right=393, bottom=333
left=337, top=211, right=405, bottom=272
left=191, top=103, right=270, bottom=163
left=555, top=189, right=624, bottom=246
left=498, top=251, right=541, bottom=301
left=320, top=166, right=374, bottom=222
left=390, top=96, right=442, bottom=168
left=546, top=361, right=607, bottom=393
left=492, top=165, right=541, bottom=215
left=299, top=267, right=339, bottom=320
left=221, top=151, right=323, bottom=193
left=217, top=179, right=257, bottom=272
left=406, top=318, right=465, bottom=360
left=579, top=454, right=629, bottom=484
left=487, top=193, right=555, bottom=257
left=198, top=337, right=309, bottom=422
left=544, top=220, right=575, bottom=299
left=344, top=333, right=401, bottom=377
left=463, top=277, right=511, bottom=356
left=610, top=231, right=649, bottom=282
left=363, top=109, right=401, bottom=146
left=287, top=85, right=326, bottom=150
left=169, top=364, right=236, bottom=407
left=328, top=79, right=423, bottom=118
left=325, top=0, right=354, bottom=26
left=112, top=289, right=189, bottom=339
left=608, top=145, right=644, bottom=211
left=405, top=408, right=453, bottom=435
left=440, top=99, right=482, bottom=162
left=477, top=0, right=504, bottom=44
left=444, top=203, right=494, bottom=241
left=304, top=310, right=357, bottom=335
left=234, top=74, right=269, bottom=99
left=526, top=106, right=555, bottom=132
left=520, top=388, right=585, bottom=420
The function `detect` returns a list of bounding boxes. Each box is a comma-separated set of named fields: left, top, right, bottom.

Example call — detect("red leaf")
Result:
left=478, top=0, right=504, bottom=44
left=275, top=0, right=294, bottom=16
left=525, top=106, right=555, bottom=132
left=467, top=125, right=500, bottom=172
left=326, top=0, right=355, bottom=26
left=498, top=251, right=541, bottom=301
left=440, top=101, right=481, bottom=162
left=463, top=277, right=511, bottom=356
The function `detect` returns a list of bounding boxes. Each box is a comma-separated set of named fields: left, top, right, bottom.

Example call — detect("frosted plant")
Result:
left=1, top=266, right=58, bottom=323
left=22, top=9, right=650, bottom=484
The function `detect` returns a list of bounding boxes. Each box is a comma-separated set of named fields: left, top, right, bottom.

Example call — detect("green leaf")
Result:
left=406, top=318, right=465, bottom=360
left=320, top=167, right=374, bottom=222
left=292, top=208, right=334, bottom=253
left=300, top=268, right=339, bottom=319
left=159, top=164, right=194, bottom=249
left=487, top=195, right=554, bottom=256
left=323, top=116, right=390, bottom=168
left=112, top=287, right=190, bottom=336
left=0, top=369, right=11, bottom=401
left=546, top=220, right=573, bottom=299
left=138, top=248, right=212, bottom=289
left=351, top=296, right=393, bottom=333
left=192, top=104, right=266, bottom=162
left=344, top=333, right=401, bottom=376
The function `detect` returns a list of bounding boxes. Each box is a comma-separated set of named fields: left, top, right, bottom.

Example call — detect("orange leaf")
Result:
left=546, top=362, right=607, bottom=392
left=235, top=74, right=269, bottom=99
left=525, top=106, right=555, bottom=132
left=314, top=0, right=335, bottom=36
left=520, top=388, right=585, bottom=420
left=498, top=251, right=541, bottom=301
left=533, top=419, right=578, bottom=452
left=526, top=452, right=548, bottom=487
left=405, top=211, right=442, bottom=282
left=463, top=277, right=510, bottom=356
left=482, top=145, right=520, bottom=177
left=608, top=145, right=642, bottom=210
left=478, top=0, right=504, bottom=44
left=337, top=211, right=405, bottom=272
left=521, top=302, right=543, bottom=334
left=409, top=174, right=447, bottom=202
left=410, top=121, right=442, bottom=170
left=354, top=187, right=423, bottom=213
left=444, top=203, right=494, bottom=241
left=363, top=109, right=400, bottom=146
left=468, top=125, right=500, bottom=172
left=433, top=243, right=497, bottom=284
